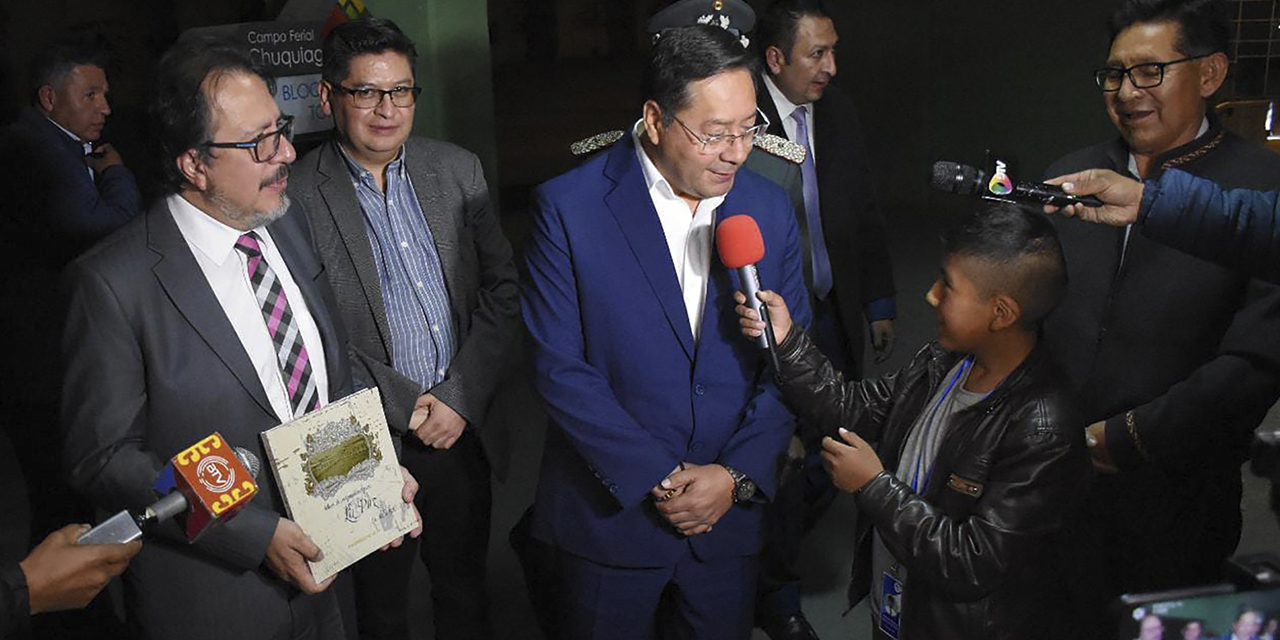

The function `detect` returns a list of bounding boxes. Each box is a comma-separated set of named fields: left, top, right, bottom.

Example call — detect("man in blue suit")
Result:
left=522, top=24, right=811, bottom=639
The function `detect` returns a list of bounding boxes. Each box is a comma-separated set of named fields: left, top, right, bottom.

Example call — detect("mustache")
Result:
left=260, top=165, right=288, bottom=188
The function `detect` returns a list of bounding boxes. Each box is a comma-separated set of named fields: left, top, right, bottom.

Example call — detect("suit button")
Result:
left=608, top=484, right=619, bottom=495
left=691, top=442, right=704, bottom=453
left=693, top=384, right=706, bottom=396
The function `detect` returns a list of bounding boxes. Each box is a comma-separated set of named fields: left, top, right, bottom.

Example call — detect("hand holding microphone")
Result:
left=1042, top=168, right=1145, bottom=226
left=733, top=289, right=793, bottom=345
left=931, top=160, right=1105, bottom=209
left=717, top=215, right=783, bottom=369
left=21, top=524, right=141, bottom=614
left=77, top=433, right=261, bottom=546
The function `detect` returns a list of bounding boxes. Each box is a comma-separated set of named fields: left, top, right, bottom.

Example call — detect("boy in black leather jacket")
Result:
left=735, top=204, right=1089, bottom=639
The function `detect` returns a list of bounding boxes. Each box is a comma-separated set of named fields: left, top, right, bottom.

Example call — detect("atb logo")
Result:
left=988, top=160, right=1014, bottom=195
left=197, top=456, right=236, bottom=493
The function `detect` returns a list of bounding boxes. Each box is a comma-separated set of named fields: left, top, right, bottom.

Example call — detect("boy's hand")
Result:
left=821, top=428, right=884, bottom=493
left=733, top=290, right=793, bottom=343
left=1085, top=421, right=1118, bottom=474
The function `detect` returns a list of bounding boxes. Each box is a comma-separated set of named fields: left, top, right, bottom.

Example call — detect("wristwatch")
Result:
left=723, top=466, right=757, bottom=504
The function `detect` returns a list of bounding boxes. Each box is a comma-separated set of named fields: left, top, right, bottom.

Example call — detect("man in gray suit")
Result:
left=289, top=18, right=520, bottom=640
left=61, top=38, right=417, bottom=640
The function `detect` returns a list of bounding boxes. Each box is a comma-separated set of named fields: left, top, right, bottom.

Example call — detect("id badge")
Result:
left=878, top=571, right=903, bottom=639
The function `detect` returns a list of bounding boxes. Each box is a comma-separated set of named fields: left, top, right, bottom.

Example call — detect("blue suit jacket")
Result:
left=522, top=134, right=812, bottom=568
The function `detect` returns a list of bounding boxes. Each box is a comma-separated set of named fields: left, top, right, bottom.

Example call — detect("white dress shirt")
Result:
left=763, top=75, right=816, bottom=163
left=632, top=122, right=724, bottom=343
left=168, top=194, right=330, bottom=423
left=46, top=116, right=94, bottom=180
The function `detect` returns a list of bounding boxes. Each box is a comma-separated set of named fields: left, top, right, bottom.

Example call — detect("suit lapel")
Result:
left=404, top=142, right=463, bottom=324
left=603, top=137, right=695, bottom=360
left=269, top=210, right=345, bottom=393
left=755, top=76, right=786, bottom=140
left=315, top=142, right=396, bottom=348
left=146, top=201, right=275, bottom=418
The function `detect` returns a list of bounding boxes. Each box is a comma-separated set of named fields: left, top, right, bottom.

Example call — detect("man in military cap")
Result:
left=571, top=0, right=810, bottom=214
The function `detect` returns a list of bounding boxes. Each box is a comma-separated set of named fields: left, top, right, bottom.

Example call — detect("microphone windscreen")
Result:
left=930, top=161, right=982, bottom=196
left=716, top=215, right=765, bottom=268
left=234, top=447, right=261, bottom=481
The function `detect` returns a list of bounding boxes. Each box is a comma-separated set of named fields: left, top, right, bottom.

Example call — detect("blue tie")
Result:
left=791, top=108, right=833, bottom=300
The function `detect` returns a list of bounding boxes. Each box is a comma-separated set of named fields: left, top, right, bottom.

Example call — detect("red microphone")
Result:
left=717, top=215, right=781, bottom=364
left=77, top=433, right=261, bottom=545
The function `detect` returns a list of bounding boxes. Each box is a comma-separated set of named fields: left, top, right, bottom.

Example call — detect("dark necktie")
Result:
left=234, top=232, right=321, bottom=419
left=791, top=107, right=833, bottom=300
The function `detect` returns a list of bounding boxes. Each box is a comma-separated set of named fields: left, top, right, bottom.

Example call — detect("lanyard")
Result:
left=909, top=356, right=973, bottom=493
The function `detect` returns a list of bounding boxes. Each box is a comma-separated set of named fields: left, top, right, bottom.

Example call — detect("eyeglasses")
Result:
left=671, top=109, right=770, bottom=155
left=330, top=84, right=423, bottom=109
left=202, top=115, right=294, bottom=163
left=1094, top=54, right=1211, bottom=92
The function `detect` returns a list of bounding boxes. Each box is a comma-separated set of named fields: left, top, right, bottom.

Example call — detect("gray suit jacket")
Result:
left=290, top=137, right=521, bottom=480
left=61, top=200, right=352, bottom=639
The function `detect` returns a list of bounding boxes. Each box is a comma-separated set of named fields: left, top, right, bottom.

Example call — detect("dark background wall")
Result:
left=0, top=0, right=1202, bottom=216
left=487, top=0, right=1125, bottom=217
left=828, top=0, right=1119, bottom=212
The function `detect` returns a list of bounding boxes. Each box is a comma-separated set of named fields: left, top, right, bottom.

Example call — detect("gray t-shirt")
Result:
left=869, top=357, right=986, bottom=634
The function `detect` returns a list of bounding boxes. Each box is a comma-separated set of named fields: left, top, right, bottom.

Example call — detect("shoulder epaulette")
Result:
left=752, top=132, right=806, bottom=165
left=570, top=131, right=626, bottom=156
left=569, top=129, right=807, bottom=165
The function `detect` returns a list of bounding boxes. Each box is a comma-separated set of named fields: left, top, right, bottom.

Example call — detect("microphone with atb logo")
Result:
left=77, top=433, right=261, bottom=545
left=931, top=159, right=1104, bottom=209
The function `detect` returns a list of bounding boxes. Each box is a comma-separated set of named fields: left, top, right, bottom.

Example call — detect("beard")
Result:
left=207, top=166, right=291, bottom=229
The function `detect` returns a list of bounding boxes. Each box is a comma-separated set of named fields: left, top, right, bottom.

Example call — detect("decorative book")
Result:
left=260, top=388, right=417, bottom=583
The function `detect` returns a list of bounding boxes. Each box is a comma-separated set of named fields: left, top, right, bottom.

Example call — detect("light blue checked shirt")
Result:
left=339, top=145, right=457, bottom=392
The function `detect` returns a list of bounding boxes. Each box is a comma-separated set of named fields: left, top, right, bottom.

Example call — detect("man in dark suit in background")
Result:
left=61, top=37, right=416, bottom=640
left=751, top=2, right=897, bottom=636
left=0, top=37, right=140, bottom=551
left=290, top=18, right=521, bottom=640
left=0, top=37, right=139, bottom=262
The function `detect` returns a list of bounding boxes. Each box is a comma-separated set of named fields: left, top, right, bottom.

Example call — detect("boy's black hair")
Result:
left=322, top=18, right=418, bottom=86
left=943, top=203, right=1067, bottom=330
left=643, top=25, right=757, bottom=125
left=1108, top=0, right=1230, bottom=57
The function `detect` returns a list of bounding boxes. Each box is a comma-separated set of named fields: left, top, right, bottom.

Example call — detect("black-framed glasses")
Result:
left=671, top=109, right=770, bottom=155
left=330, top=84, right=422, bottom=109
left=202, top=115, right=294, bottom=163
left=1094, top=54, right=1211, bottom=91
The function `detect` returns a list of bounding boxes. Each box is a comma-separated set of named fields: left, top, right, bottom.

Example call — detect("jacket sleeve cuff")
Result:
left=1105, top=413, right=1144, bottom=470
left=428, top=379, right=477, bottom=428
left=864, top=297, right=897, bottom=322
left=1137, top=177, right=1162, bottom=226
left=3, top=561, right=31, bottom=634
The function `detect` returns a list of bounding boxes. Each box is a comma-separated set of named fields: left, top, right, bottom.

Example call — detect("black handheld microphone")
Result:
left=931, top=160, right=1104, bottom=208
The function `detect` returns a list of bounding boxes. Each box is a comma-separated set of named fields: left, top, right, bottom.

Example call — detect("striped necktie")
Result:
left=234, top=232, right=321, bottom=418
